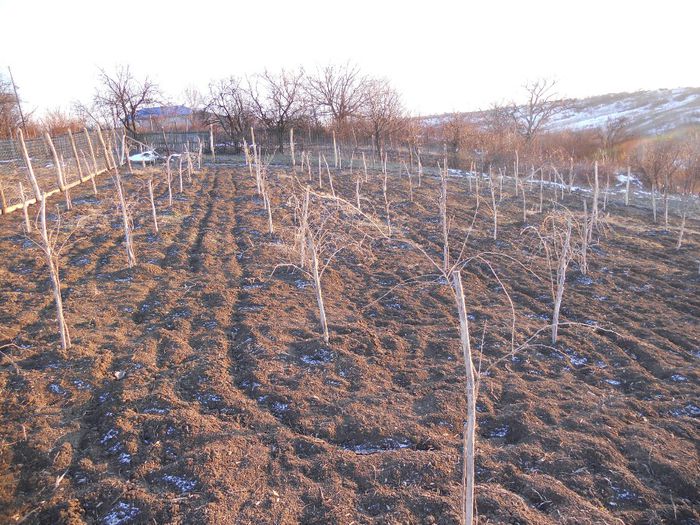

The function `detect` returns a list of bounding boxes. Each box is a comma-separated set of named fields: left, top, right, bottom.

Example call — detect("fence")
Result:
left=0, top=128, right=123, bottom=215
left=134, top=131, right=210, bottom=156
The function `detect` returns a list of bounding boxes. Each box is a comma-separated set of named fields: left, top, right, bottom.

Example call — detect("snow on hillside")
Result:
left=423, top=87, right=700, bottom=137
left=547, top=87, right=700, bottom=135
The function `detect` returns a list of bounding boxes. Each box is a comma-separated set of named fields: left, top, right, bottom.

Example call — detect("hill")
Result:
left=425, top=87, right=700, bottom=137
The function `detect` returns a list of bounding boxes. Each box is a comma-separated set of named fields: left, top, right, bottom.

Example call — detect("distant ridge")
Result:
left=424, top=87, right=700, bottom=137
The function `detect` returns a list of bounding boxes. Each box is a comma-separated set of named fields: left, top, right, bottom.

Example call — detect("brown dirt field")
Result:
left=0, top=162, right=698, bottom=524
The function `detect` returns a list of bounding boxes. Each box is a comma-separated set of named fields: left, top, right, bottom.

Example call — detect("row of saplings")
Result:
left=16, top=136, right=610, bottom=523
left=245, top=143, right=609, bottom=524
left=13, top=134, right=622, bottom=523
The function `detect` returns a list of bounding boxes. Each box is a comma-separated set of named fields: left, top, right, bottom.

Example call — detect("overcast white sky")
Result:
left=1, top=0, right=698, bottom=116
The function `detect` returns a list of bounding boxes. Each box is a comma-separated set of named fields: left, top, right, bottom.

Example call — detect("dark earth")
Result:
left=0, top=160, right=698, bottom=524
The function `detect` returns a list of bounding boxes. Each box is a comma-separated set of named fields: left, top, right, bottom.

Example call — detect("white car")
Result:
left=128, top=150, right=161, bottom=164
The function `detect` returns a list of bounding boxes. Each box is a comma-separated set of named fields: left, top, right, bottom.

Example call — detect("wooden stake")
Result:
left=19, top=182, right=31, bottom=231
left=148, top=178, right=158, bottom=233
left=84, top=128, right=99, bottom=175
left=440, top=161, right=450, bottom=273
left=332, top=130, right=338, bottom=169
left=161, top=127, right=170, bottom=157
left=417, top=150, right=422, bottom=187
left=68, top=129, right=85, bottom=182
left=514, top=150, right=519, bottom=197
left=676, top=196, right=687, bottom=249
left=323, top=155, right=335, bottom=198
left=592, top=162, right=599, bottom=225
left=0, top=183, right=7, bottom=214
left=44, top=132, right=66, bottom=192
left=166, top=155, right=174, bottom=207
left=299, top=186, right=310, bottom=268
left=290, top=128, right=295, bottom=167
left=210, top=124, right=216, bottom=163
left=318, top=153, right=322, bottom=188
left=362, top=152, right=368, bottom=183
left=178, top=155, right=184, bottom=193
left=96, top=127, right=112, bottom=170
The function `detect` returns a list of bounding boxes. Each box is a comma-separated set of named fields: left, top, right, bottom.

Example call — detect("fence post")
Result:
left=333, top=130, right=338, bottom=168
left=19, top=182, right=31, bottom=231
left=84, top=127, right=99, bottom=175
left=44, top=132, right=66, bottom=192
left=209, top=124, right=215, bottom=163
left=68, top=129, right=85, bottom=182
left=0, top=183, right=7, bottom=214
left=124, top=136, right=133, bottom=172
left=290, top=127, right=295, bottom=167
left=161, top=127, right=171, bottom=157
left=96, top=127, right=111, bottom=170
left=111, top=129, right=121, bottom=166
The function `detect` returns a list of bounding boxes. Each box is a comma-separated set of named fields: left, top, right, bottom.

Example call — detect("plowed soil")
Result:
left=0, top=162, right=698, bottom=524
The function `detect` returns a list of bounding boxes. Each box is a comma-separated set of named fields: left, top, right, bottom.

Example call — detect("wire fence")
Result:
left=2, top=126, right=696, bottom=220
left=134, top=131, right=210, bottom=156
left=0, top=128, right=121, bottom=214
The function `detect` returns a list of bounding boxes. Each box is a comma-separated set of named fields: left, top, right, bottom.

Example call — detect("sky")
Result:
left=1, top=0, right=699, bottom=117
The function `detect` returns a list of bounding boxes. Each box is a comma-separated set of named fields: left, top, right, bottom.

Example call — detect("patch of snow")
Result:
left=488, top=426, right=509, bottom=438
left=48, top=383, right=68, bottom=395
left=163, top=474, right=197, bottom=493
left=270, top=401, right=289, bottom=414
left=670, top=403, right=700, bottom=418
left=300, top=347, right=335, bottom=365
left=100, top=428, right=119, bottom=444
left=348, top=437, right=412, bottom=455
left=102, top=502, right=140, bottom=525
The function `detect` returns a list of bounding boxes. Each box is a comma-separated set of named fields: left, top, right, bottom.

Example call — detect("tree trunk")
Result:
left=309, top=236, right=329, bottom=343
left=450, top=270, right=476, bottom=525
left=39, top=197, right=71, bottom=351
left=552, top=221, right=572, bottom=344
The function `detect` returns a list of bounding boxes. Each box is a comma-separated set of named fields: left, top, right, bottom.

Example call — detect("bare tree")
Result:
left=442, top=112, right=470, bottom=157
left=509, top=79, right=567, bottom=144
left=676, top=135, right=700, bottom=249
left=362, top=78, right=405, bottom=158
left=206, top=76, right=254, bottom=143
left=275, top=184, right=389, bottom=342
left=525, top=208, right=594, bottom=344
left=36, top=198, right=72, bottom=351
left=182, top=85, right=208, bottom=130
left=0, top=72, right=24, bottom=139
left=411, top=173, right=518, bottom=525
left=92, top=65, right=160, bottom=135
left=305, top=62, right=367, bottom=131
left=41, top=108, right=85, bottom=136
left=597, top=116, right=629, bottom=163
left=248, top=68, right=307, bottom=152
left=634, top=137, right=681, bottom=225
